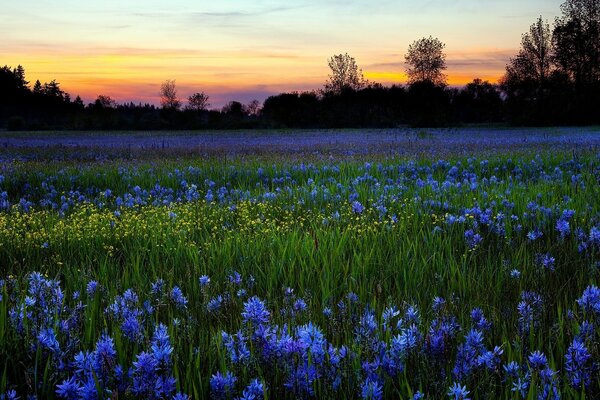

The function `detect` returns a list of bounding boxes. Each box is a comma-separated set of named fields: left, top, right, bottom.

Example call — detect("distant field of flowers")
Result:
left=0, top=130, right=599, bottom=399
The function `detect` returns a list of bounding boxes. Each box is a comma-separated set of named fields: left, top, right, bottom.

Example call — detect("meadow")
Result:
left=0, top=129, right=599, bottom=399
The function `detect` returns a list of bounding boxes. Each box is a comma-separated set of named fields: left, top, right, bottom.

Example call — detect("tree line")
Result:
left=1, top=0, right=599, bottom=130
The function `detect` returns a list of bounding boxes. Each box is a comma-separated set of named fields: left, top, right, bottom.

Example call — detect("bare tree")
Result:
left=244, top=99, right=261, bottom=116
left=324, top=53, right=366, bottom=94
left=505, top=17, right=553, bottom=86
left=160, top=79, right=181, bottom=110
left=405, top=37, right=447, bottom=85
left=187, top=92, right=210, bottom=111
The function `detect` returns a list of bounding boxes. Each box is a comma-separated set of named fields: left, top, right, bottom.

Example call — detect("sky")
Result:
left=1, top=0, right=564, bottom=108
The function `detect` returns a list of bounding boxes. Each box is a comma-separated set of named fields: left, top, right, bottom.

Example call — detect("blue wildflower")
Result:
left=86, top=281, right=99, bottom=296
left=352, top=200, right=365, bottom=214
left=565, top=338, right=593, bottom=389
left=239, top=379, right=264, bottom=400
left=447, top=382, right=470, bottom=400
left=361, top=377, right=383, bottom=400
left=242, top=296, right=270, bottom=326
left=170, top=286, right=188, bottom=309
left=556, top=219, right=570, bottom=238
left=528, top=350, right=548, bottom=370
left=56, top=376, right=81, bottom=400
left=210, top=371, right=237, bottom=400
left=207, top=295, right=224, bottom=313
left=199, top=275, right=210, bottom=287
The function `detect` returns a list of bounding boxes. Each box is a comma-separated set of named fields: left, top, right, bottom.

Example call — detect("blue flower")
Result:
left=37, top=328, right=60, bottom=354
left=464, top=229, right=482, bottom=249
left=503, top=361, right=520, bottom=379
left=170, top=286, right=188, bottom=309
left=240, top=379, right=265, bottom=400
left=556, top=219, right=570, bottom=238
left=589, top=226, right=600, bottom=245
left=86, top=281, right=99, bottom=296
left=539, top=253, right=555, bottom=271
left=207, top=295, right=224, bottom=313
left=361, top=377, right=383, bottom=400
left=527, top=229, right=543, bottom=241
left=447, top=382, right=470, bottom=400
left=413, top=391, right=425, bottom=400
left=229, top=271, right=242, bottom=285
left=242, top=296, right=270, bottom=326
left=210, top=371, right=236, bottom=400
left=565, top=338, right=592, bottom=389
left=131, top=352, right=158, bottom=397
left=528, top=350, right=547, bottom=370
left=577, top=285, right=600, bottom=315
left=151, top=324, right=173, bottom=367
left=352, top=200, right=365, bottom=214
left=94, top=334, right=116, bottom=377
left=56, top=376, right=81, bottom=400
left=511, top=377, right=529, bottom=398
left=199, top=275, right=210, bottom=287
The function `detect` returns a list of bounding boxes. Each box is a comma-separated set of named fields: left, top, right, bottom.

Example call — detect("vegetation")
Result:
left=0, top=141, right=599, bottom=398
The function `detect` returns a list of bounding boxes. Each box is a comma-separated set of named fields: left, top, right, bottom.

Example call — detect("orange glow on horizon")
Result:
left=3, top=47, right=510, bottom=106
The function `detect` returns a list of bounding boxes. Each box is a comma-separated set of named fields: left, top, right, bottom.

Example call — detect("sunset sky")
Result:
left=2, top=0, right=563, bottom=108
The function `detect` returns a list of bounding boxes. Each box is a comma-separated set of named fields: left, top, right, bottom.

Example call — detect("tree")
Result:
left=43, top=80, right=65, bottom=100
left=222, top=101, right=245, bottom=117
left=94, top=95, right=117, bottom=109
left=510, top=17, right=553, bottom=85
left=405, top=36, right=447, bottom=86
left=32, top=80, right=42, bottom=95
left=244, top=99, right=261, bottom=116
left=503, top=17, right=554, bottom=92
left=13, top=65, right=28, bottom=91
left=187, top=92, right=210, bottom=111
left=160, top=79, right=181, bottom=110
left=553, top=0, right=600, bottom=86
left=324, top=53, right=366, bottom=94
left=454, top=79, right=503, bottom=123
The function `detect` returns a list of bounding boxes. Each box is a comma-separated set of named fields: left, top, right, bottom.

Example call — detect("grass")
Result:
left=0, top=144, right=598, bottom=398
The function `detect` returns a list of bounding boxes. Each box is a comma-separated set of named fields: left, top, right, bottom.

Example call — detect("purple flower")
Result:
left=199, top=275, right=210, bottom=287
left=361, top=377, right=383, bottom=400
left=86, top=280, right=99, bottom=296
left=528, top=350, right=548, bottom=370
left=565, top=338, right=592, bottom=389
left=56, top=376, right=81, bottom=400
left=210, top=371, right=237, bottom=400
left=169, top=286, right=188, bottom=309
left=447, top=382, right=470, bottom=400
left=242, top=296, right=270, bottom=326
left=240, top=379, right=265, bottom=400
left=352, top=200, right=365, bottom=214
left=556, top=219, right=570, bottom=238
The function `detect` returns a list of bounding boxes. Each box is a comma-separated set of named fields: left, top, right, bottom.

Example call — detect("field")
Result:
left=0, top=128, right=599, bottom=399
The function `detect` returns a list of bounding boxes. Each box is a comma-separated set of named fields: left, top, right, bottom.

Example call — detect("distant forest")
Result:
left=1, top=0, right=600, bottom=130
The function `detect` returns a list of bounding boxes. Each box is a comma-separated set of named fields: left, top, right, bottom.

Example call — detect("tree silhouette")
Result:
left=553, top=0, right=600, bottom=86
left=244, top=99, right=261, bottom=116
left=511, top=17, right=553, bottom=85
left=32, top=80, right=42, bottom=95
left=160, top=79, right=181, bottom=110
left=94, top=95, right=117, bottom=109
left=324, top=53, right=366, bottom=95
left=405, top=37, right=447, bottom=86
left=187, top=92, right=210, bottom=111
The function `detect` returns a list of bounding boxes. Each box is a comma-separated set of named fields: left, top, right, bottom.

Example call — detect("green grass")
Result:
left=0, top=148, right=598, bottom=398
